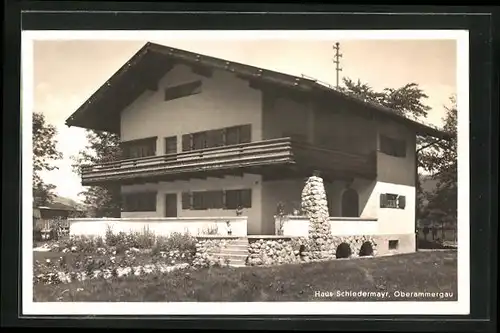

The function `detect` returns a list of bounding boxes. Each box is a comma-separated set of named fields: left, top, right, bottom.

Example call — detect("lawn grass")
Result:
left=34, top=250, right=457, bottom=302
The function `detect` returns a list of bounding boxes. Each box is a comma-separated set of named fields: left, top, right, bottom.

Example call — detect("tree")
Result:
left=340, top=78, right=431, bottom=120
left=419, top=96, right=457, bottom=228
left=72, top=129, right=122, bottom=217
left=33, top=112, right=62, bottom=206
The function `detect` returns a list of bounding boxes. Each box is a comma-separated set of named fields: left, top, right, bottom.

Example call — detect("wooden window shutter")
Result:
left=182, top=134, right=192, bottom=152
left=398, top=195, right=406, bottom=209
left=225, top=127, right=239, bottom=146
left=240, top=189, right=252, bottom=208
left=239, top=124, right=252, bottom=144
left=192, top=192, right=205, bottom=210
left=181, top=192, right=192, bottom=209
left=165, top=136, right=177, bottom=155
left=207, top=129, right=224, bottom=148
left=205, top=130, right=219, bottom=149
left=379, top=193, right=388, bottom=208
left=225, top=190, right=238, bottom=210
left=192, top=132, right=206, bottom=150
left=213, top=190, right=224, bottom=209
left=205, top=190, right=223, bottom=209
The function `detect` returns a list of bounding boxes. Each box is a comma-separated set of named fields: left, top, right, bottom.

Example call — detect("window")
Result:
left=181, top=124, right=252, bottom=152
left=226, top=124, right=251, bottom=146
left=225, top=126, right=239, bottom=146
left=192, top=191, right=205, bottom=210
left=192, top=132, right=207, bottom=150
left=164, top=80, right=202, bottom=102
left=225, top=189, right=252, bottom=209
left=380, top=135, right=406, bottom=157
left=205, top=129, right=225, bottom=148
left=205, top=190, right=224, bottom=209
left=181, top=189, right=252, bottom=210
left=122, top=192, right=157, bottom=212
left=121, top=137, right=157, bottom=159
left=388, top=240, right=399, bottom=250
left=380, top=193, right=406, bottom=209
left=164, top=136, right=177, bottom=155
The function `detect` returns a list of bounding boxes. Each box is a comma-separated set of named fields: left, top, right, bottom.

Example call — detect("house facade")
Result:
left=65, top=42, right=450, bottom=253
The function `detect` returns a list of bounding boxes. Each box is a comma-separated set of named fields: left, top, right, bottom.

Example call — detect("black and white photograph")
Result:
left=22, top=30, right=469, bottom=315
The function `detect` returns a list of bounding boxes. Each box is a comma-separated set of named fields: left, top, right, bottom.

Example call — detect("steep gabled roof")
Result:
left=65, top=42, right=451, bottom=140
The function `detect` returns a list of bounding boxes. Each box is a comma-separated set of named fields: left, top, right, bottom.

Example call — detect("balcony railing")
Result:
left=80, top=137, right=376, bottom=185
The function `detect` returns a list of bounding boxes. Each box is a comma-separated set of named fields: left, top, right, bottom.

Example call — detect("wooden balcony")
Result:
left=80, top=137, right=377, bottom=186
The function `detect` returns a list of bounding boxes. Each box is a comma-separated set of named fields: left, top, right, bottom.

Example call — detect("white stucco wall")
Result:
left=69, top=216, right=248, bottom=237
left=121, top=174, right=264, bottom=235
left=275, top=216, right=378, bottom=237
left=374, top=119, right=417, bottom=236
left=120, top=64, right=263, bottom=153
left=371, top=182, right=415, bottom=235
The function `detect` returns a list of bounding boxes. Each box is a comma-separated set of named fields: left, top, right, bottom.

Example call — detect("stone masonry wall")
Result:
left=246, top=235, right=378, bottom=266
left=247, top=237, right=309, bottom=266
left=193, top=237, right=239, bottom=267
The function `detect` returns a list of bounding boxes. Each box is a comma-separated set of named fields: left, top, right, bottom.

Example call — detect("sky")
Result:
left=32, top=37, right=457, bottom=202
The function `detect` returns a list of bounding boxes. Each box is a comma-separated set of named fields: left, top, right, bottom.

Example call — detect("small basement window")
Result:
left=388, top=240, right=399, bottom=250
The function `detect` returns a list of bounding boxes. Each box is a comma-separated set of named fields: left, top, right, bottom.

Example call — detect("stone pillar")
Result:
left=301, top=172, right=335, bottom=260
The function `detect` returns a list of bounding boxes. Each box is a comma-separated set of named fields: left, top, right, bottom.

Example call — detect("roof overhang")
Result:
left=65, top=42, right=452, bottom=141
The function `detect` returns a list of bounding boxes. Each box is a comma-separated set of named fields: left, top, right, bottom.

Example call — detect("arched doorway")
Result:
left=341, top=188, right=359, bottom=217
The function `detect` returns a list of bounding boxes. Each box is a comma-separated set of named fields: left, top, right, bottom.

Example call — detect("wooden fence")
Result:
left=33, top=218, right=70, bottom=240
left=417, top=226, right=457, bottom=244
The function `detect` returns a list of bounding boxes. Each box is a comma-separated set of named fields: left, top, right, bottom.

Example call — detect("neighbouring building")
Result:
left=65, top=42, right=451, bottom=254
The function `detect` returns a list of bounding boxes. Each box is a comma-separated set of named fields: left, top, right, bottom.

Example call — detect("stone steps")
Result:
left=218, top=238, right=249, bottom=267
left=212, top=253, right=248, bottom=266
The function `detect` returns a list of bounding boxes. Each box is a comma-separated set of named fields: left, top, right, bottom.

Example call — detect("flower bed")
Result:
left=33, top=229, right=199, bottom=285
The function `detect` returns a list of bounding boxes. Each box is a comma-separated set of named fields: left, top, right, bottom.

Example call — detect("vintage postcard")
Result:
left=22, top=29, right=469, bottom=315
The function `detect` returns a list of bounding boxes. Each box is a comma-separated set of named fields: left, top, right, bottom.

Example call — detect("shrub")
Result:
left=105, top=226, right=127, bottom=247
left=153, top=232, right=196, bottom=255
left=199, top=224, right=219, bottom=236
left=105, top=226, right=156, bottom=249
left=128, top=227, right=156, bottom=249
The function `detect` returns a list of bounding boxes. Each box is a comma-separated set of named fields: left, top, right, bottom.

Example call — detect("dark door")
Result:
left=165, top=193, right=178, bottom=217
left=341, top=188, right=359, bottom=217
